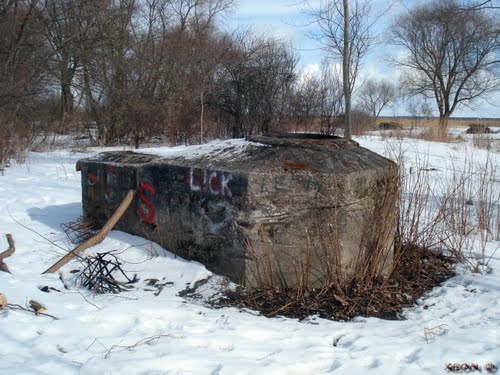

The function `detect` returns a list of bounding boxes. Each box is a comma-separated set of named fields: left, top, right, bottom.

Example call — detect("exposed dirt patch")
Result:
left=210, top=244, right=456, bottom=321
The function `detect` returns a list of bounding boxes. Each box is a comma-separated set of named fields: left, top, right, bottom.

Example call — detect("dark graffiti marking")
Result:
left=199, top=200, right=233, bottom=234
left=104, top=166, right=120, bottom=210
left=88, top=173, right=98, bottom=206
left=137, top=182, right=157, bottom=224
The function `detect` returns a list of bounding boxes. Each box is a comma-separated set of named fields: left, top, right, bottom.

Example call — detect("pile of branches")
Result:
left=76, top=251, right=138, bottom=294
left=211, top=245, right=455, bottom=321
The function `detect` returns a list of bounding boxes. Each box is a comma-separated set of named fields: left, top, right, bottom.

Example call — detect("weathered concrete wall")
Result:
left=77, top=135, right=398, bottom=289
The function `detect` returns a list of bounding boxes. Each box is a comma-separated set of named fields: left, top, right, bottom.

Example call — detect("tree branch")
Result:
left=42, top=189, right=136, bottom=274
left=0, top=234, right=15, bottom=273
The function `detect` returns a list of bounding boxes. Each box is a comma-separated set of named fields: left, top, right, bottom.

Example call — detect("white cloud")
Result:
left=298, top=63, right=320, bottom=83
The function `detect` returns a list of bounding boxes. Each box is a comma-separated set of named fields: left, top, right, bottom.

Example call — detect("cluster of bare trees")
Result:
left=1, top=0, right=498, bottom=165
left=0, top=0, right=305, bottom=165
left=304, top=0, right=498, bottom=137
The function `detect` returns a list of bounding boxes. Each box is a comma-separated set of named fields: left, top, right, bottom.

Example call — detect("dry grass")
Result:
left=213, top=244, right=455, bottom=321
left=376, top=117, right=500, bottom=129
left=385, top=141, right=500, bottom=272
left=374, top=117, right=500, bottom=144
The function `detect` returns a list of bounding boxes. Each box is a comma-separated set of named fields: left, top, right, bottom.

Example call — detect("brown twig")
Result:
left=73, top=290, right=102, bottom=310
left=268, top=301, right=294, bottom=317
left=104, top=334, right=176, bottom=359
left=0, top=234, right=15, bottom=273
left=424, top=324, right=448, bottom=344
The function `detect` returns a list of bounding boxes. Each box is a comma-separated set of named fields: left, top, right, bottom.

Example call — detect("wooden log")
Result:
left=42, top=189, right=136, bottom=274
left=28, top=300, right=46, bottom=315
left=0, top=234, right=15, bottom=273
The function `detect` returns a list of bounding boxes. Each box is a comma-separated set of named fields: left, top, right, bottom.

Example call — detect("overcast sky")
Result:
left=225, top=0, right=500, bottom=118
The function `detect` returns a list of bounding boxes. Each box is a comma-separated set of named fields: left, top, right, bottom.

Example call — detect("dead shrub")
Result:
left=385, top=141, right=499, bottom=272
left=351, top=109, right=375, bottom=135
left=213, top=244, right=454, bottom=321
left=379, top=122, right=403, bottom=130
left=0, top=114, right=32, bottom=167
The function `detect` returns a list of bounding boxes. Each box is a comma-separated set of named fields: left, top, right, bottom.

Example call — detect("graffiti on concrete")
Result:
left=86, top=165, right=151, bottom=223
left=137, top=182, right=157, bottom=224
left=199, top=200, right=233, bottom=234
left=88, top=173, right=98, bottom=206
left=84, top=163, right=246, bottom=232
left=188, top=168, right=234, bottom=198
left=104, top=166, right=120, bottom=211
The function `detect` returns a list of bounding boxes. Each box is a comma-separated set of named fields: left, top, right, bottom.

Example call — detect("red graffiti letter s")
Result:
left=137, top=182, right=157, bottom=224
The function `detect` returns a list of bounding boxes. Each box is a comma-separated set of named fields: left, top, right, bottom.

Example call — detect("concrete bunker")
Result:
left=77, top=134, right=399, bottom=289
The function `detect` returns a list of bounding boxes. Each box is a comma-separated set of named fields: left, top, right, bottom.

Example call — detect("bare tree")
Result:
left=358, top=78, right=396, bottom=120
left=0, top=0, right=43, bottom=105
left=318, top=59, right=344, bottom=135
left=342, top=0, right=350, bottom=138
left=35, top=0, right=107, bottom=129
left=212, top=33, right=297, bottom=138
left=289, top=74, right=322, bottom=133
left=391, top=0, right=500, bottom=133
left=1, top=0, right=247, bottom=152
left=167, top=0, right=233, bottom=32
left=303, top=0, right=394, bottom=139
left=0, top=0, right=45, bottom=164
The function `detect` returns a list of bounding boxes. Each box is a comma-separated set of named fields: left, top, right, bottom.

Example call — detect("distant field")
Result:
left=377, top=117, right=500, bottom=129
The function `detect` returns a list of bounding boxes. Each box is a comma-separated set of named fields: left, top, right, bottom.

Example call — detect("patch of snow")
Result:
left=135, top=138, right=267, bottom=161
left=0, top=137, right=498, bottom=374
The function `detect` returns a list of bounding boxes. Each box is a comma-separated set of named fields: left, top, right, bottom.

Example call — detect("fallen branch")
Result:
left=28, top=300, right=46, bottom=315
left=42, top=189, right=136, bottom=274
left=0, top=293, right=7, bottom=309
left=0, top=234, right=15, bottom=273
left=6, top=303, right=59, bottom=320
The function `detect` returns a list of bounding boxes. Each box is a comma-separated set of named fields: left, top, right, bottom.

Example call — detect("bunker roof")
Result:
left=85, top=134, right=394, bottom=175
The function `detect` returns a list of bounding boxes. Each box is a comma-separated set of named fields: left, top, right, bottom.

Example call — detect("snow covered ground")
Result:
left=0, top=134, right=499, bottom=375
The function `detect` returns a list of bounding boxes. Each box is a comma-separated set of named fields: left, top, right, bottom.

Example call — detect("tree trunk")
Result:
left=60, top=55, right=75, bottom=127
left=60, top=78, right=73, bottom=116
left=343, top=0, right=352, bottom=140
left=233, top=94, right=243, bottom=138
left=200, top=87, right=205, bottom=144
left=438, top=113, right=450, bottom=138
